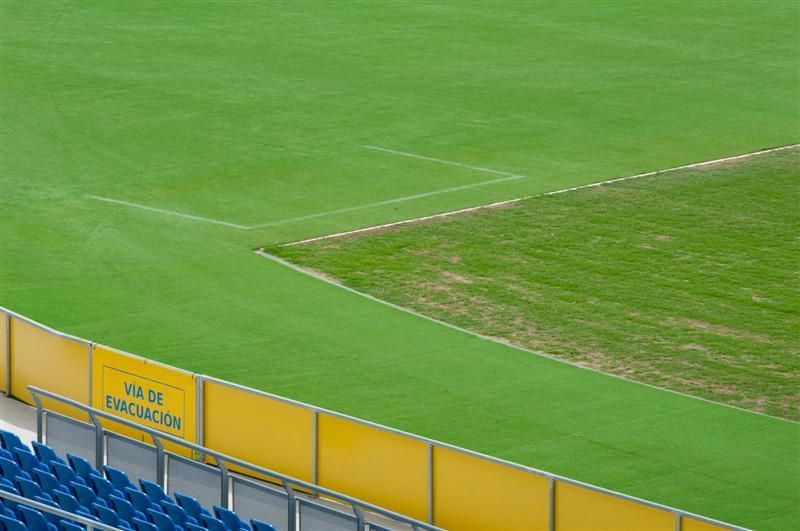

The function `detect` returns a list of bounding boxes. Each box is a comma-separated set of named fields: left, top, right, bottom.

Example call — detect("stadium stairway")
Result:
left=0, top=428, right=278, bottom=531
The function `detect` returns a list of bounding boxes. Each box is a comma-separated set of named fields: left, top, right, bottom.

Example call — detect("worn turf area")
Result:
left=272, top=149, right=800, bottom=421
left=2, top=1, right=799, bottom=528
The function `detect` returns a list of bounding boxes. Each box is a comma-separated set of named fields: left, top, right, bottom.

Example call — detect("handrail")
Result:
left=29, top=385, right=442, bottom=531
left=0, top=489, right=122, bottom=530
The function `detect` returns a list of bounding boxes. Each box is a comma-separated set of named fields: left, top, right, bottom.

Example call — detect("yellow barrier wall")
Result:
left=9, top=316, right=90, bottom=418
left=203, top=380, right=314, bottom=483
left=682, top=517, right=728, bottom=531
left=318, top=413, right=428, bottom=522
left=92, top=344, right=196, bottom=455
left=432, top=446, right=549, bottom=530
left=0, top=313, right=7, bottom=394
left=554, top=480, right=674, bottom=530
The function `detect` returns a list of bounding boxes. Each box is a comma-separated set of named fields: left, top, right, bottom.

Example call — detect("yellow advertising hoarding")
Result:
left=433, top=446, right=549, bottom=530
left=92, top=344, right=196, bottom=454
left=203, top=380, right=314, bottom=483
left=318, top=413, right=428, bottom=522
left=554, top=480, right=674, bottom=530
left=9, top=316, right=90, bottom=418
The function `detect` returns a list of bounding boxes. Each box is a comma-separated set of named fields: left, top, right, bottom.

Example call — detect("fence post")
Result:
left=87, top=343, right=93, bottom=405
left=88, top=412, right=105, bottom=472
left=427, top=442, right=434, bottom=524
left=152, top=436, right=166, bottom=490
left=549, top=477, right=555, bottom=531
left=216, top=459, right=230, bottom=508
left=31, top=392, right=44, bottom=443
left=352, top=504, right=366, bottom=530
left=4, top=313, right=10, bottom=396
left=312, top=409, right=319, bottom=490
left=195, top=375, right=204, bottom=461
left=285, top=482, right=297, bottom=531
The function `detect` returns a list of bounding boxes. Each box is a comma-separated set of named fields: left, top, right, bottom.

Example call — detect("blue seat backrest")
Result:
left=0, top=514, right=27, bottom=531
left=139, top=479, right=169, bottom=504
left=0, top=431, right=31, bottom=455
left=31, top=443, right=65, bottom=467
left=17, top=505, right=56, bottom=531
left=104, top=465, right=134, bottom=491
left=251, top=519, right=278, bottom=531
left=200, top=514, right=228, bottom=531
left=174, top=492, right=209, bottom=519
left=110, top=493, right=146, bottom=522
left=66, top=454, right=99, bottom=480
left=132, top=517, right=158, bottom=531
left=0, top=457, right=30, bottom=482
left=148, top=508, right=180, bottom=531
left=214, top=505, right=250, bottom=530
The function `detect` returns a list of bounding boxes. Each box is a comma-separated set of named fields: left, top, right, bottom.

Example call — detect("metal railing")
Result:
left=29, top=385, right=441, bottom=531
left=0, top=489, right=122, bottom=531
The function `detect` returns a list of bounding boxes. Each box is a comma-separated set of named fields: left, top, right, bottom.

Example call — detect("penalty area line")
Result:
left=281, top=143, right=800, bottom=246
left=85, top=195, right=251, bottom=230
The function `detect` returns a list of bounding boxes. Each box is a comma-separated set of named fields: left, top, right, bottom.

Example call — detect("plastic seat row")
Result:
left=0, top=430, right=277, bottom=531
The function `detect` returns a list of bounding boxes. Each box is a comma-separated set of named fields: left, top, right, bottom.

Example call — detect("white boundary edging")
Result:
left=281, top=143, right=799, bottom=247
left=254, top=250, right=798, bottom=426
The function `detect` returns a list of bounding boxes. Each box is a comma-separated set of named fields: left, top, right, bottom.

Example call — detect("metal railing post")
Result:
left=87, top=343, right=93, bottom=405
left=195, top=375, right=204, bottom=454
left=352, top=504, right=366, bottom=530
left=427, top=442, right=434, bottom=524
left=312, top=409, right=319, bottom=490
left=3, top=313, right=9, bottom=396
left=548, top=477, right=555, bottom=531
left=284, top=482, right=297, bottom=531
left=218, top=459, right=230, bottom=509
left=151, top=435, right=166, bottom=490
left=31, top=392, right=44, bottom=443
left=88, top=412, right=105, bottom=472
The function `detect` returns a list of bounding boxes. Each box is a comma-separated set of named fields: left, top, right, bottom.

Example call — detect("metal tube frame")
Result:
left=28, top=386, right=442, bottom=531
left=0, top=489, right=122, bottom=530
left=3, top=312, right=9, bottom=396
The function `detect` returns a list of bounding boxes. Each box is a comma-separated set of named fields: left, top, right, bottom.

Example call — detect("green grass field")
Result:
left=273, top=148, right=800, bottom=421
left=1, top=1, right=799, bottom=529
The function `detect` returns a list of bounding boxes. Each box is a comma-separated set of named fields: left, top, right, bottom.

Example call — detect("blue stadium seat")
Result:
left=17, top=505, right=58, bottom=531
left=0, top=431, right=32, bottom=455
left=33, top=496, right=63, bottom=527
left=148, top=508, right=183, bottom=531
left=0, top=478, right=21, bottom=508
left=15, top=477, right=53, bottom=502
left=184, top=524, right=205, bottom=531
left=214, top=505, right=250, bottom=530
left=104, top=465, right=136, bottom=491
left=0, top=449, right=13, bottom=462
left=174, top=493, right=210, bottom=520
left=125, top=486, right=162, bottom=514
left=53, top=490, right=93, bottom=519
left=66, top=454, right=100, bottom=481
left=139, top=479, right=170, bottom=505
left=200, top=514, right=227, bottom=531
left=13, top=448, right=50, bottom=476
left=251, top=519, right=278, bottom=531
left=0, top=457, right=31, bottom=481
left=89, top=474, right=124, bottom=502
left=31, top=443, right=67, bottom=468
left=161, top=500, right=198, bottom=527
left=33, top=469, right=70, bottom=498
left=92, top=502, right=133, bottom=530
left=59, top=522, right=83, bottom=531
left=70, top=481, right=107, bottom=509
left=132, top=517, right=159, bottom=531
left=0, top=514, right=27, bottom=531
left=51, top=462, right=86, bottom=488
left=110, top=493, right=146, bottom=523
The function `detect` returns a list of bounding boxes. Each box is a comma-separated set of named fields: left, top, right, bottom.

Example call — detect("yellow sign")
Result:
left=101, top=366, right=186, bottom=437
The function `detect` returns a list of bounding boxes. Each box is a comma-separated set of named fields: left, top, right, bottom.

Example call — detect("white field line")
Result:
left=362, top=144, right=525, bottom=178
left=255, top=249, right=798, bottom=426
left=86, top=195, right=250, bottom=230
left=248, top=174, right=524, bottom=229
left=282, top=143, right=800, bottom=246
